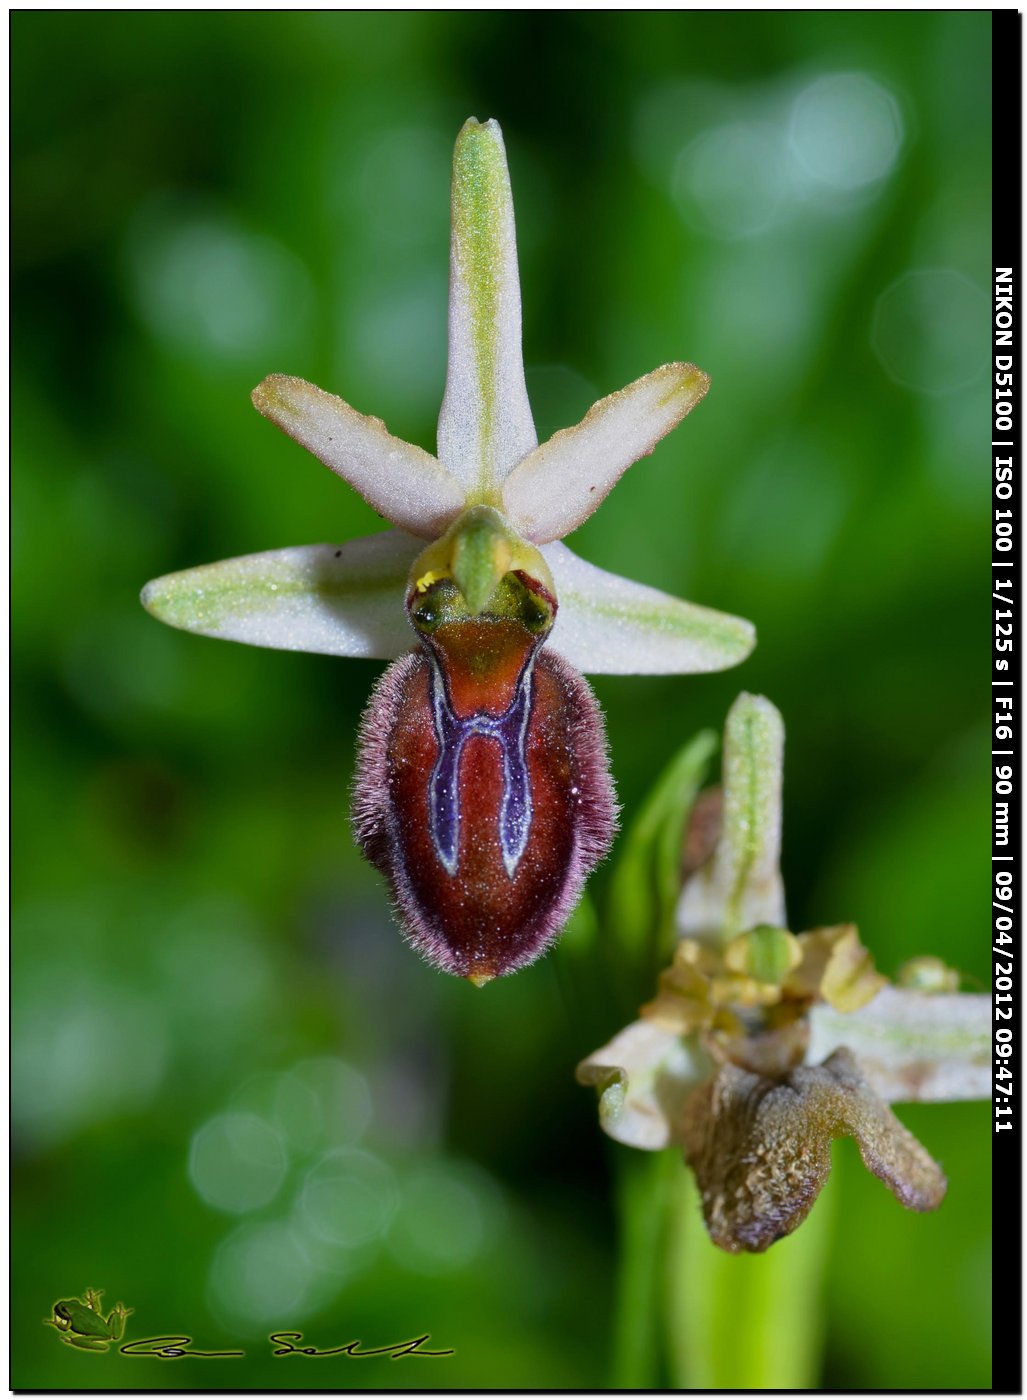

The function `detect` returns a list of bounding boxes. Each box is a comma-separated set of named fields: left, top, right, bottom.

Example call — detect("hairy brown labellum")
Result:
left=353, top=572, right=616, bottom=982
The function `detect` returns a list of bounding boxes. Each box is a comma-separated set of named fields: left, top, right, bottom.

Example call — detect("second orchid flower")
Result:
left=579, top=693, right=991, bottom=1252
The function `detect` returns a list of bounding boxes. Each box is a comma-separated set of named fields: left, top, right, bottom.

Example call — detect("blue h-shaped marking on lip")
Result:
left=425, top=646, right=536, bottom=879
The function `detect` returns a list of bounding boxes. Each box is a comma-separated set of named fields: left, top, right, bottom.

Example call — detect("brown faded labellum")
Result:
left=352, top=572, right=616, bottom=982
left=681, top=1047, right=947, bottom=1253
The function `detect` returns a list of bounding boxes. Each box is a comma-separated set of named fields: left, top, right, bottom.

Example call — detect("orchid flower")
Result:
left=141, top=118, right=755, bottom=984
left=578, top=693, right=991, bottom=1252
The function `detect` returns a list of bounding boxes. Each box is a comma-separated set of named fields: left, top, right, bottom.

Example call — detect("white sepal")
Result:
left=576, top=1020, right=711, bottom=1150
left=141, top=531, right=423, bottom=659
left=808, top=987, right=992, bottom=1104
left=436, top=118, right=538, bottom=498
left=541, top=541, right=755, bottom=676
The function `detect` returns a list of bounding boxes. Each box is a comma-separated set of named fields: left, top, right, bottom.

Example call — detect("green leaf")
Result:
left=610, top=1151, right=679, bottom=1388
left=606, top=729, right=718, bottom=992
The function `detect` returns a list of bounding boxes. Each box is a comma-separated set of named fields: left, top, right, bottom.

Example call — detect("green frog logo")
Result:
left=43, top=1288, right=132, bottom=1351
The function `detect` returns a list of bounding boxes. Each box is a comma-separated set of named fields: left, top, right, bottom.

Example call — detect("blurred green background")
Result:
left=13, top=11, right=991, bottom=1390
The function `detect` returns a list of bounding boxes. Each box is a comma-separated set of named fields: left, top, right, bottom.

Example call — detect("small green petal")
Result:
left=408, top=505, right=555, bottom=615
left=450, top=510, right=513, bottom=614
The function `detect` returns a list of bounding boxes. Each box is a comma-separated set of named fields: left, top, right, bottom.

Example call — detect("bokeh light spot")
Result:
left=209, top=1221, right=311, bottom=1326
left=717, top=435, right=850, bottom=578
left=674, top=122, right=786, bottom=239
left=388, top=1160, right=503, bottom=1275
left=13, top=968, right=168, bottom=1147
left=270, top=1072, right=324, bottom=1155
left=228, top=1056, right=371, bottom=1155
left=298, top=1148, right=398, bottom=1248
left=127, top=196, right=313, bottom=361
left=189, top=1112, right=288, bottom=1214
left=872, top=268, right=989, bottom=394
left=789, top=73, right=903, bottom=190
left=283, top=1057, right=372, bottom=1150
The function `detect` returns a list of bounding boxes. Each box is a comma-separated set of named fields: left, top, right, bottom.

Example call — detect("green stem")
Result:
left=663, top=1165, right=836, bottom=1389
left=610, top=1150, right=679, bottom=1388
